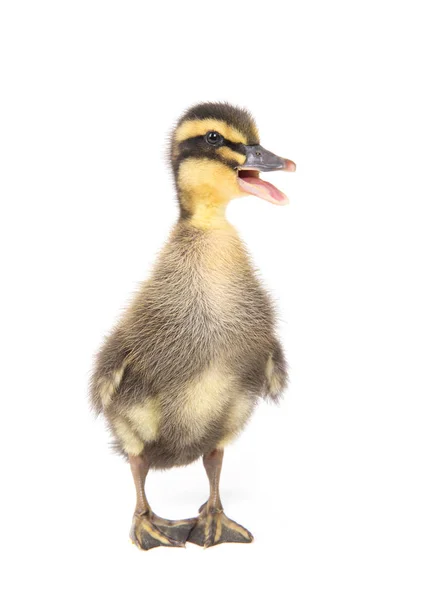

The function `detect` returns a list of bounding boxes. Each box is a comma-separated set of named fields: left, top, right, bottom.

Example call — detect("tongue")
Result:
left=238, top=176, right=289, bottom=205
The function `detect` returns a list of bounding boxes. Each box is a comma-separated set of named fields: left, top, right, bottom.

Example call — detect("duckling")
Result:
left=90, top=102, right=296, bottom=550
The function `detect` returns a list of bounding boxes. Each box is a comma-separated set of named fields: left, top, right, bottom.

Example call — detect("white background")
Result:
left=1, top=1, right=422, bottom=598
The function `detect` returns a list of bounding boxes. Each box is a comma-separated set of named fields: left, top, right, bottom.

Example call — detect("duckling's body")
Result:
left=92, top=219, right=285, bottom=469
left=90, top=102, right=295, bottom=549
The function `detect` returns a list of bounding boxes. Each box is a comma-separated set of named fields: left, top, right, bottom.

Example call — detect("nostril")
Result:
left=256, top=151, right=262, bottom=157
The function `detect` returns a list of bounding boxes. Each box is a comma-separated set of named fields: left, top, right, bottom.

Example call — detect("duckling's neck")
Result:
left=189, top=202, right=229, bottom=230
left=179, top=190, right=231, bottom=230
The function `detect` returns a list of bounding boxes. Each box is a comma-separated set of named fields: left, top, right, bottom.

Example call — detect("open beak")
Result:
left=237, top=144, right=296, bottom=205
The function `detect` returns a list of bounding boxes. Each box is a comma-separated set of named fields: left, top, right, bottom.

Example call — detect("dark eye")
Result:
left=206, top=131, right=222, bottom=145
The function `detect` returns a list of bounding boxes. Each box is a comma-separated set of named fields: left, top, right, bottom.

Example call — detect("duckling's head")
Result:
left=170, top=102, right=295, bottom=225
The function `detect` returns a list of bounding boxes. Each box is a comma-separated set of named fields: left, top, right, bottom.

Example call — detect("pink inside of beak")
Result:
left=238, top=173, right=290, bottom=205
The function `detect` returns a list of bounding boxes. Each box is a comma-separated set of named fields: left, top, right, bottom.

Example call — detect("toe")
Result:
left=152, top=516, right=197, bottom=543
left=219, top=514, right=254, bottom=544
left=187, top=511, right=253, bottom=548
left=130, top=516, right=185, bottom=551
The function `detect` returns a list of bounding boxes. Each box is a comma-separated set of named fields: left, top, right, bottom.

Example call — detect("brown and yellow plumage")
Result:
left=90, top=102, right=295, bottom=549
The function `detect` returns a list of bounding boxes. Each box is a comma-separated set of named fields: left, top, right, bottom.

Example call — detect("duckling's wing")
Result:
left=89, top=329, right=130, bottom=415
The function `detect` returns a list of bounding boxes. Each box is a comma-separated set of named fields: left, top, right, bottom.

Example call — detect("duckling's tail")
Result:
left=264, top=343, right=289, bottom=403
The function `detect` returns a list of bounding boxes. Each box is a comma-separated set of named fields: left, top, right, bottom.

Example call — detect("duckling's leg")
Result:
left=129, top=454, right=195, bottom=550
left=187, top=449, right=254, bottom=548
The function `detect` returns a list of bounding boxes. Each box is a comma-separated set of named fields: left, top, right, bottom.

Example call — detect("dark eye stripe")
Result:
left=172, top=136, right=247, bottom=175
left=178, top=135, right=246, bottom=153
left=225, top=140, right=247, bottom=154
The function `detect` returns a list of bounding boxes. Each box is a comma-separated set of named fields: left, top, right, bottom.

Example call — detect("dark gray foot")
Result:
left=187, top=508, right=253, bottom=548
left=152, top=515, right=197, bottom=544
left=130, top=513, right=187, bottom=551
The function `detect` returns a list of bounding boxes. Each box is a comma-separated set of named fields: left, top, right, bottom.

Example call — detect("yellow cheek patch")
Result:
left=178, top=158, right=241, bottom=228
left=178, top=158, right=239, bottom=196
left=175, top=119, right=248, bottom=145
left=217, top=146, right=246, bottom=165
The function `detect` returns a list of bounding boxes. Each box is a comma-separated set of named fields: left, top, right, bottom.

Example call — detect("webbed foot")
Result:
left=130, top=512, right=188, bottom=551
left=187, top=506, right=253, bottom=548
left=152, top=515, right=197, bottom=544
